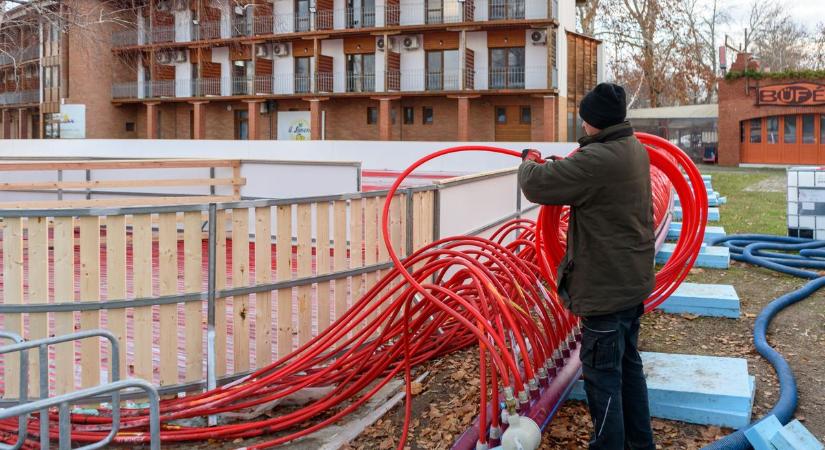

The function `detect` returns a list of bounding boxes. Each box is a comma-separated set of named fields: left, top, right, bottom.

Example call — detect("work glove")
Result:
left=521, top=149, right=543, bottom=162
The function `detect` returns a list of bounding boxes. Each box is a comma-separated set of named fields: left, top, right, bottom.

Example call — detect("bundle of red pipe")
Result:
left=0, top=133, right=706, bottom=450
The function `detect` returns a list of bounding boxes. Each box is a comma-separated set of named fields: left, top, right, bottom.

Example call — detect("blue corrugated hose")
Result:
left=702, top=234, right=824, bottom=449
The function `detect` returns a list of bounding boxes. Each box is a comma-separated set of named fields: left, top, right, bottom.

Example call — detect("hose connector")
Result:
left=528, top=377, right=540, bottom=399
left=517, top=389, right=530, bottom=413
left=561, top=339, right=571, bottom=359
left=503, top=387, right=517, bottom=414
left=489, top=425, right=502, bottom=441
left=537, top=367, right=549, bottom=387
left=475, top=441, right=489, bottom=450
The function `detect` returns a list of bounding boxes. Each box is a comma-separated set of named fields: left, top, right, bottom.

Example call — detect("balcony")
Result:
left=0, top=89, right=39, bottom=105
left=0, top=45, right=40, bottom=66
left=488, top=0, right=525, bottom=20
left=346, top=72, right=375, bottom=93
left=488, top=67, right=525, bottom=89
left=191, top=21, right=222, bottom=40
left=425, top=70, right=461, bottom=91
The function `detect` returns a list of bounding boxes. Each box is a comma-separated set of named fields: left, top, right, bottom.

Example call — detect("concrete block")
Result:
left=656, top=243, right=730, bottom=269
left=771, top=420, right=824, bottom=450
left=745, top=415, right=783, bottom=450
left=657, top=282, right=740, bottom=318
left=568, top=352, right=756, bottom=428
left=668, top=223, right=726, bottom=243
left=673, top=207, right=720, bottom=222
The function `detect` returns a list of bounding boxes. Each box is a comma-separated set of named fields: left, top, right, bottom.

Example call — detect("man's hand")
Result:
left=521, top=149, right=543, bottom=162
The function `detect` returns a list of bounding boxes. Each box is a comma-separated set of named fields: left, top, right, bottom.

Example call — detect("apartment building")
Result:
left=0, top=0, right=602, bottom=141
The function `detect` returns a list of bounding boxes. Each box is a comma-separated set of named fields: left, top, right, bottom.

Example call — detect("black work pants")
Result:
left=579, top=304, right=656, bottom=450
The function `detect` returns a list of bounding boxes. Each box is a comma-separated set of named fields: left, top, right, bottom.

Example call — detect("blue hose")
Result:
left=702, top=234, right=825, bottom=449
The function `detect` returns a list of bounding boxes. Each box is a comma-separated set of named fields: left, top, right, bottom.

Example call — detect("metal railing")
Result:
left=149, top=25, right=175, bottom=43
left=345, top=7, right=376, bottom=28
left=488, top=66, right=526, bottom=89
left=346, top=72, right=375, bottom=93
left=231, top=17, right=252, bottom=37
left=0, top=89, right=39, bottom=105
left=0, top=331, right=26, bottom=450
left=231, top=76, right=253, bottom=95
left=0, top=329, right=159, bottom=450
left=425, top=70, right=461, bottom=91
left=0, top=45, right=39, bottom=66
left=111, top=28, right=141, bottom=47
left=191, top=20, right=222, bottom=41
left=488, top=0, right=525, bottom=20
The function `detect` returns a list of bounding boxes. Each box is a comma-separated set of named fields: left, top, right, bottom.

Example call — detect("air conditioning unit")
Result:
left=401, top=36, right=419, bottom=50
left=530, top=29, right=547, bottom=45
left=377, top=37, right=393, bottom=52
left=156, top=0, right=171, bottom=12
left=156, top=51, right=172, bottom=64
left=272, top=43, right=289, bottom=57
left=174, top=49, right=187, bottom=62
left=255, top=44, right=271, bottom=58
left=174, top=0, right=188, bottom=10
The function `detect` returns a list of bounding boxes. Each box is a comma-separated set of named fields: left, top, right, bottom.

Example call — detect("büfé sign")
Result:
left=757, top=82, right=825, bottom=106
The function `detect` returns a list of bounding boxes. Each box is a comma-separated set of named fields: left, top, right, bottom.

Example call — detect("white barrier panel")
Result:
left=437, top=169, right=520, bottom=238
left=0, top=139, right=579, bottom=173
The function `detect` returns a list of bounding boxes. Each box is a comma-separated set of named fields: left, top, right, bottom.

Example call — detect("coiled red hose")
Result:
left=0, top=133, right=705, bottom=450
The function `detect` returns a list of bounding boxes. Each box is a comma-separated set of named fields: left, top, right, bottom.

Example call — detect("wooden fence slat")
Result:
left=232, top=209, right=251, bottom=372
left=158, top=212, right=179, bottom=386
left=254, top=207, right=272, bottom=367
left=79, top=216, right=101, bottom=389
left=53, top=217, right=74, bottom=395
left=276, top=205, right=293, bottom=357
left=132, top=214, right=155, bottom=383
left=215, top=210, right=228, bottom=377
left=2, top=218, right=23, bottom=398
left=333, top=201, right=348, bottom=322
left=364, top=197, right=379, bottom=333
left=106, top=215, right=128, bottom=382
left=350, top=198, right=364, bottom=330
left=296, top=203, right=312, bottom=346
left=183, top=211, right=204, bottom=381
left=27, top=217, right=49, bottom=397
left=316, top=202, right=331, bottom=332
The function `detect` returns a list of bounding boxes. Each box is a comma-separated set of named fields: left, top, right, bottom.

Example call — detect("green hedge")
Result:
left=725, top=69, right=825, bottom=81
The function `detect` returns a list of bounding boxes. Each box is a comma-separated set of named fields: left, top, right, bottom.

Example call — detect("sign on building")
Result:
left=757, top=82, right=825, bottom=106
left=59, top=104, right=86, bottom=139
left=277, top=111, right=311, bottom=140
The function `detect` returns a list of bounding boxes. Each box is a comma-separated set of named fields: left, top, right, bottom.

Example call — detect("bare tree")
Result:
left=810, top=23, right=825, bottom=70
left=577, top=0, right=600, bottom=35
left=677, top=0, right=728, bottom=103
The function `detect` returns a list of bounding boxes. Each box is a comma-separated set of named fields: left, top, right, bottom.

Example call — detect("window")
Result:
left=367, top=107, right=378, bottom=124
left=496, top=107, right=507, bottom=124
left=821, top=115, right=825, bottom=144
left=235, top=110, right=249, bottom=140
left=766, top=117, right=779, bottom=144
left=740, top=122, right=745, bottom=143
left=403, top=106, right=414, bottom=124
left=295, top=57, right=311, bottom=94
left=489, top=47, right=525, bottom=89
left=346, top=53, right=375, bottom=92
left=232, top=60, right=251, bottom=95
left=425, top=50, right=459, bottom=91
left=346, top=0, right=376, bottom=28
left=125, top=122, right=135, bottom=132
left=802, top=114, right=815, bottom=144
left=520, top=106, right=531, bottom=124
left=422, top=107, right=433, bottom=124
left=489, top=0, right=525, bottom=19
left=784, top=116, right=796, bottom=144
left=295, top=0, right=311, bottom=31
left=749, top=118, right=761, bottom=143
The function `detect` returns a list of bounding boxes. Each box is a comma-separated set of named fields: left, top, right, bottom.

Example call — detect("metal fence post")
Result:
left=431, top=186, right=440, bottom=243
left=206, top=203, right=218, bottom=426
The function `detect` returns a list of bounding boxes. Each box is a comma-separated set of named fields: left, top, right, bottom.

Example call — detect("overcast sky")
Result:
left=713, top=0, right=824, bottom=46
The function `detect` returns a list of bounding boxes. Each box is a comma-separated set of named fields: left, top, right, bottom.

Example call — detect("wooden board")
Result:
left=53, top=217, right=74, bottom=395
left=254, top=206, right=273, bottom=367
left=296, top=203, right=312, bottom=346
left=333, top=200, right=348, bottom=322
left=316, top=202, right=331, bottom=332
left=105, top=215, right=128, bottom=382
left=364, top=197, right=378, bottom=334
left=0, top=177, right=240, bottom=191
left=27, top=217, right=49, bottom=396
left=0, top=195, right=236, bottom=210
left=78, top=216, right=101, bottom=388
left=158, top=212, right=179, bottom=386
left=2, top=218, right=23, bottom=398
left=232, top=208, right=251, bottom=372
left=183, top=211, right=204, bottom=381
left=132, top=214, right=155, bottom=383
left=350, top=198, right=364, bottom=332
left=214, top=210, right=228, bottom=377
left=276, top=205, right=293, bottom=357
left=0, top=159, right=239, bottom=171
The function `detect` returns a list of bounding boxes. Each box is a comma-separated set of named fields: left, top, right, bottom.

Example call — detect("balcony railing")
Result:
left=488, top=67, right=525, bottom=89
left=191, top=21, right=222, bottom=41
left=150, top=25, right=175, bottom=44
left=0, top=45, right=39, bottom=66
left=346, top=7, right=376, bottom=28
left=425, top=70, right=461, bottom=91
left=0, top=89, right=39, bottom=105
left=231, top=18, right=252, bottom=37
left=346, top=72, right=375, bottom=93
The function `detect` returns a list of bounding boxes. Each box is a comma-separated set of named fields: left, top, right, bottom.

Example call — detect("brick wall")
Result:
left=718, top=77, right=825, bottom=166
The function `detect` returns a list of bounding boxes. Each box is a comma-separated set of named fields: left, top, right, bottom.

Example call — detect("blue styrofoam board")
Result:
left=656, top=243, right=730, bottom=269
left=567, top=352, right=755, bottom=428
left=673, top=207, right=720, bottom=222
left=772, top=420, right=825, bottom=450
left=657, top=283, right=740, bottom=318
left=668, top=223, right=726, bottom=243
left=677, top=196, right=721, bottom=207
left=745, top=415, right=783, bottom=450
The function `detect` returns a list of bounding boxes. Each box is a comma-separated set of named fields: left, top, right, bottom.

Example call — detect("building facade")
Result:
left=719, top=53, right=825, bottom=166
left=0, top=0, right=601, bottom=141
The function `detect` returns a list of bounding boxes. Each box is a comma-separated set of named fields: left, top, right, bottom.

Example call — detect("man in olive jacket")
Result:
left=518, top=83, right=656, bottom=450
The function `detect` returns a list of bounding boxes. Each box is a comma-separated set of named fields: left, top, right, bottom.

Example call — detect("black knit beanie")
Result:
left=578, top=83, right=627, bottom=130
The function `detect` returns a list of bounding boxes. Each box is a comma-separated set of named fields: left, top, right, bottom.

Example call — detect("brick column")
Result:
left=456, top=96, right=470, bottom=141
left=1, top=109, right=9, bottom=139
left=379, top=98, right=392, bottom=141
left=542, top=95, right=557, bottom=142
left=304, top=98, right=329, bottom=140
left=18, top=108, right=27, bottom=139
left=191, top=101, right=207, bottom=140
left=245, top=100, right=263, bottom=140
left=145, top=102, right=160, bottom=139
